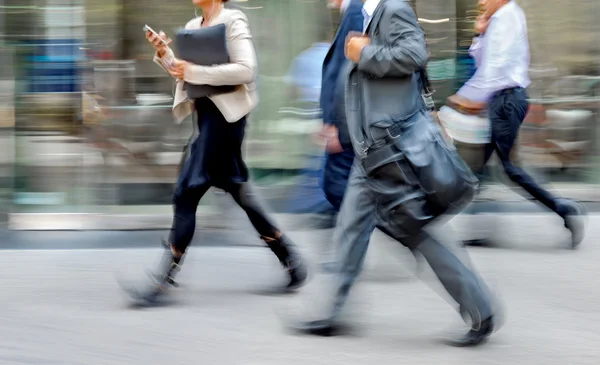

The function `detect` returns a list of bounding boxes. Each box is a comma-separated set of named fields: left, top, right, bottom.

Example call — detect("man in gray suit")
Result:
left=291, top=0, right=497, bottom=347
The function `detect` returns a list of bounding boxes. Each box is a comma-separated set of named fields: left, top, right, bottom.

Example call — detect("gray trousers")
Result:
left=327, top=160, right=493, bottom=325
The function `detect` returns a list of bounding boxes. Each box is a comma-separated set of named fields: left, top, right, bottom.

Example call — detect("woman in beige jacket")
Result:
left=132, top=0, right=307, bottom=304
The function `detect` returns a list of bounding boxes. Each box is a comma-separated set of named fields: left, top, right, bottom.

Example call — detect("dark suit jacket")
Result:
left=320, top=0, right=364, bottom=149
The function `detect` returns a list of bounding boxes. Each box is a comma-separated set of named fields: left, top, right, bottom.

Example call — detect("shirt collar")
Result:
left=363, top=0, right=381, bottom=18
left=491, top=0, right=514, bottom=19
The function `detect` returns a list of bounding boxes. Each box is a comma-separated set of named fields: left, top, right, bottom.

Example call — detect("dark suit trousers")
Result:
left=322, top=148, right=356, bottom=211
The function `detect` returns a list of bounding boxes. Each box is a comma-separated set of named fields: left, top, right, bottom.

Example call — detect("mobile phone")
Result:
left=143, top=24, right=169, bottom=45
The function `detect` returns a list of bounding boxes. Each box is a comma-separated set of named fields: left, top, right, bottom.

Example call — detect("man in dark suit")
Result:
left=317, top=0, right=364, bottom=270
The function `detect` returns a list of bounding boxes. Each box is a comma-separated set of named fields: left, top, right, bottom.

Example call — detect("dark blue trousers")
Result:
left=321, top=148, right=355, bottom=212
left=483, top=87, right=564, bottom=216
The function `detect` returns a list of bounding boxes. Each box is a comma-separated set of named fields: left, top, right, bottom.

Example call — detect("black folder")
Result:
left=175, top=23, right=236, bottom=99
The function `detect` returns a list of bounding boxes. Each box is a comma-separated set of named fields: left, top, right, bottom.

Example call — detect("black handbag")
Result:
left=399, top=110, right=478, bottom=214
left=362, top=72, right=478, bottom=215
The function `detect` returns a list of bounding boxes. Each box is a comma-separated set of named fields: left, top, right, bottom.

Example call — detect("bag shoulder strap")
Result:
left=416, top=18, right=437, bottom=112
left=415, top=19, right=454, bottom=142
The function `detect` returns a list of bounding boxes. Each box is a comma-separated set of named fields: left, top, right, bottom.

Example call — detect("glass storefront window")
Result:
left=2, top=0, right=599, bottom=228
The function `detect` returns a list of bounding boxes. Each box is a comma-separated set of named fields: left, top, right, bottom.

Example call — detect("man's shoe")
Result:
left=462, top=238, right=495, bottom=247
left=289, top=319, right=349, bottom=337
left=558, top=199, right=587, bottom=249
left=445, top=316, right=494, bottom=347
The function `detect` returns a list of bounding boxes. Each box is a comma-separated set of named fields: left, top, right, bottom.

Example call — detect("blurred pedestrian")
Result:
left=286, top=41, right=330, bottom=107
left=289, top=0, right=497, bottom=347
left=316, top=0, right=364, bottom=270
left=129, top=0, right=307, bottom=304
left=282, top=38, right=334, bottom=221
left=458, top=0, right=586, bottom=248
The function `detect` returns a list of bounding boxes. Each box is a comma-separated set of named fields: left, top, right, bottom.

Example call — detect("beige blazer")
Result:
left=153, top=6, right=259, bottom=123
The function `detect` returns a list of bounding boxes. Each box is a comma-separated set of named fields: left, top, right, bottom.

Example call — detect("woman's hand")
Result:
left=167, top=59, right=188, bottom=80
left=145, top=30, right=171, bottom=57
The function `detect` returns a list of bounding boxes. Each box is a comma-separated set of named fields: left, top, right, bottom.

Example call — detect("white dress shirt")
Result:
left=456, top=37, right=491, bottom=102
left=340, top=0, right=351, bottom=13
left=362, top=0, right=381, bottom=32
left=458, top=0, right=531, bottom=102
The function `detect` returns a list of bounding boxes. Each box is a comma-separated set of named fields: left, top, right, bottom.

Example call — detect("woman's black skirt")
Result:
left=176, top=97, right=249, bottom=194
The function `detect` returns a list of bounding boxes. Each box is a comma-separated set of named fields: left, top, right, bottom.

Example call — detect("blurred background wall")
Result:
left=0, top=0, right=598, bottom=228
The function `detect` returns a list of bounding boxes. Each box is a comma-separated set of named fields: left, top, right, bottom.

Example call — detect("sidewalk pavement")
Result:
left=0, top=221, right=598, bottom=364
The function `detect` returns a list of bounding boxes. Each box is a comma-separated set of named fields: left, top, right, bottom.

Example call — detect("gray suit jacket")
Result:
left=345, top=0, right=428, bottom=157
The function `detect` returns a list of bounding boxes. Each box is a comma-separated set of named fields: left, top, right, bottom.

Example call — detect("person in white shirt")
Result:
left=466, top=0, right=586, bottom=249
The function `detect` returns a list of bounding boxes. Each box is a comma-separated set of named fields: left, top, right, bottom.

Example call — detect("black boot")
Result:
left=152, top=240, right=184, bottom=288
left=261, top=234, right=308, bottom=293
left=121, top=240, right=184, bottom=306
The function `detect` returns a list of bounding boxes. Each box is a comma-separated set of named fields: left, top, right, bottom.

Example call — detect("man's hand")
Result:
left=446, top=94, right=486, bottom=114
left=446, top=94, right=463, bottom=106
left=168, top=59, right=188, bottom=80
left=345, top=36, right=371, bottom=64
left=317, top=125, right=344, bottom=154
left=474, top=15, right=490, bottom=35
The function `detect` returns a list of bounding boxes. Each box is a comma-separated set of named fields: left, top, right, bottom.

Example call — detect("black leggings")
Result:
left=169, top=183, right=279, bottom=253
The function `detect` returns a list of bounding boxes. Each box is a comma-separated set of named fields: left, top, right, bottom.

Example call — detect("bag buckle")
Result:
left=359, top=146, right=369, bottom=160
left=422, top=89, right=436, bottom=112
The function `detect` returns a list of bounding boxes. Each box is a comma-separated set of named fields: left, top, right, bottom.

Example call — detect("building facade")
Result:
left=1, top=0, right=599, bottom=228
